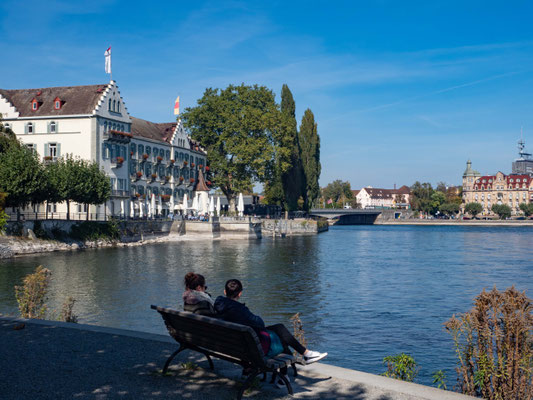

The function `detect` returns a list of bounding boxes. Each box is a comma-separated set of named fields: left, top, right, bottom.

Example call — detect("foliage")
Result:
left=180, top=361, right=199, bottom=370
left=0, top=116, right=16, bottom=151
left=491, top=204, right=511, bottom=219
left=290, top=313, right=307, bottom=355
left=32, top=220, right=48, bottom=239
left=322, top=180, right=353, bottom=208
left=430, top=191, right=446, bottom=215
left=15, top=266, right=51, bottom=319
left=464, top=202, right=483, bottom=218
left=0, top=140, right=45, bottom=215
left=60, top=296, right=78, bottom=323
left=518, top=203, right=531, bottom=216
left=299, top=109, right=321, bottom=210
left=444, top=287, right=533, bottom=399
left=0, top=192, right=7, bottom=233
left=439, top=202, right=460, bottom=216
left=382, top=353, right=419, bottom=382
left=432, top=370, right=447, bottom=390
left=182, top=84, right=287, bottom=211
left=69, top=220, right=120, bottom=241
left=409, top=182, right=434, bottom=214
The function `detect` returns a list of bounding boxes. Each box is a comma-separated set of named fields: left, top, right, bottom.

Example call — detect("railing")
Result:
left=7, top=212, right=108, bottom=221
left=111, top=190, right=129, bottom=197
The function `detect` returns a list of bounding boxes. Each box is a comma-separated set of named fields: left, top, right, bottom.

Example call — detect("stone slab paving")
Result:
left=0, top=318, right=475, bottom=400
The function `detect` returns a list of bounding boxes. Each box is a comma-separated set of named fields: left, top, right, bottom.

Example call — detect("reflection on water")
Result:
left=1, top=225, right=531, bottom=385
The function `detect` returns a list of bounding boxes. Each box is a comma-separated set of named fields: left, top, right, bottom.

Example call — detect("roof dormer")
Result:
left=31, top=98, right=40, bottom=111
left=53, top=97, right=62, bottom=110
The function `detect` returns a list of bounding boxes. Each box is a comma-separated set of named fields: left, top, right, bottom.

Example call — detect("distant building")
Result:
left=461, top=140, right=533, bottom=215
left=0, top=81, right=207, bottom=219
left=354, top=185, right=410, bottom=209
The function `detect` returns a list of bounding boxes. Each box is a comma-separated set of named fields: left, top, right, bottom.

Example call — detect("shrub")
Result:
left=491, top=204, right=511, bottom=219
left=15, top=266, right=51, bottom=319
left=60, top=296, right=78, bottom=323
left=445, top=287, right=533, bottom=399
left=432, top=370, right=447, bottom=390
left=69, top=220, right=120, bottom=241
left=382, top=353, right=419, bottom=382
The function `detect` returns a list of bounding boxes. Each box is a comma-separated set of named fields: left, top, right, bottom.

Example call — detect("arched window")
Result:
left=109, top=99, right=112, bottom=110
left=49, top=121, right=57, bottom=133
left=104, top=121, right=107, bottom=132
left=117, top=102, right=120, bottom=113
left=113, top=100, right=116, bottom=112
left=26, top=122, right=33, bottom=134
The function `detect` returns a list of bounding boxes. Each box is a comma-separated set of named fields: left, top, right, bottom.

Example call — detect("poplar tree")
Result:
left=298, top=109, right=321, bottom=209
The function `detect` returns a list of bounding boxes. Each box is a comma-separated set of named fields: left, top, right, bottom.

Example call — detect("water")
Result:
left=1, top=225, right=531, bottom=386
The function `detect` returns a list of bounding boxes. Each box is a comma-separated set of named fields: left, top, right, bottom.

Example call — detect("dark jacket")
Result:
left=214, top=296, right=265, bottom=330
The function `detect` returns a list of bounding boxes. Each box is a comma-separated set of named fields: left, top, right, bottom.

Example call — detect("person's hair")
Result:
left=184, top=272, right=205, bottom=290
left=225, top=279, right=243, bottom=299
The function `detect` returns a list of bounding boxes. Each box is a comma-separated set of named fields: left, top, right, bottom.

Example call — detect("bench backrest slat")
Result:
left=152, top=305, right=266, bottom=367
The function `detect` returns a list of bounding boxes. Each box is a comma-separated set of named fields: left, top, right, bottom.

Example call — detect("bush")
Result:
left=15, top=266, right=51, bottom=319
left=0, top=209, right=6, bottom=234
left=382, top=353, right=419, bottom=382
left=445, top=287, right=533, bottom=399
left=491, top=204, right=511, bottom=219
left=69, top=220, right=120, bottom=241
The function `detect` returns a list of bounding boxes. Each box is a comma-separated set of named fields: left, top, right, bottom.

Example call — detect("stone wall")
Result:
left=375, top=209, right=414, bottom=221
left=185, top=218, right=261, bottom=239
left=261, top=218, right=328, bottom=237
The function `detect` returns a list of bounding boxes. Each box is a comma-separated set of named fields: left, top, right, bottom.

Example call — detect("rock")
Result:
left=70, top=243, right=79, bottom=250
left=27, top=229, right=37, bottom=240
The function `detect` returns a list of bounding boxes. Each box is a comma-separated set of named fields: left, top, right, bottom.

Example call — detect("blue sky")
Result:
left=2, top=1, right=533, bottom=189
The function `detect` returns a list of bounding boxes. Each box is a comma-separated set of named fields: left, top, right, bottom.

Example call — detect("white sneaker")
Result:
left=304, top=350, right=328, bottom=364
left=274, top=373, right=290, bottom=389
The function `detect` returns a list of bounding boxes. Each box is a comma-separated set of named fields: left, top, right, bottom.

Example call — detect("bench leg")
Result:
left=292, top=363, right=298, bottom=377
left=278, top=372, right=294, bottom=395
left=163, top=345, right=185, bottom=374
left=204, top=353, right=215, bottom=370
left=237, top=369, right=260, bottom=400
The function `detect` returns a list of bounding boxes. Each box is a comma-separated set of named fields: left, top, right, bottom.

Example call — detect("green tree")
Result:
left=519, top=203, right=533, bottom=217
left=0, top=141, right=45, bottom=220
left=430, top=191, right=447, bottom=215
left=84, top=161, right=111, bottom=219
left=182, top=84, right=286, bottom=212
left=322, top=180, right=353, bottom=208
left=0, top=192, right=7, bottom=233
left=410, top=182, right=434, bottom=214
left=491, top=204, right=511, bottom=219
left=299, top=109, right=321, bottom=210
left=439, top=202, right=460, bottom=216
left=464, top=202, right=482, bottom=218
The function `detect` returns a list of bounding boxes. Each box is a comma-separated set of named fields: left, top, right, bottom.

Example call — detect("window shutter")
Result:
left=24, top=124, right=28, bottom=134
left=57, top=143, right=61, bottom=157
left=47, top=122, right=50, bottom=133
left=44, top=143, right=49, bottom=157
left=101, top=143, right=106, bottom=159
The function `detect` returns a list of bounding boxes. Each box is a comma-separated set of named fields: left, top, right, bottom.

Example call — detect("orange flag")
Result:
left=174, top=96, right=180, bottom=115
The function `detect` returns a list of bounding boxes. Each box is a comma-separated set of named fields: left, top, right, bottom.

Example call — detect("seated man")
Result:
left=214, top=279, right=327, bottom=385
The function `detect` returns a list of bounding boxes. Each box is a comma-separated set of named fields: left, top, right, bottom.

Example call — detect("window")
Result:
left=118, top=179, right=124, bottom=190
left=49, top=121, right=57, bottom=133
left=32, top=100, right=38, bottom=110
left=113, top=100, right=116, bottom=112
left=130, top=143, right=137, bottom=155
left=4, top=122, right=10, bottom=130
left=109, top=99, right=112, bottom=111
left=48, top=143, right=59, bottom=160
left=160, top=148, right=165, bottom=157
left=104, top=121, right=108, bottom=132
left=110, top=178, right=116, bottom=190
left=138, top=144, right=144, bottom=155
left=146, top=146, right=151, bottom=156
left=117, top=102, right=120, bottom=113
left=26, top=122, right=34, bottom=134
left=26, top=143, right=36, bottom=153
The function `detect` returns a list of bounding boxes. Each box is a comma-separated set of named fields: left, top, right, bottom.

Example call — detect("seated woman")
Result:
left=182, top=272, right=216, bottom=316
left=214, top=279, right=327, bottom=386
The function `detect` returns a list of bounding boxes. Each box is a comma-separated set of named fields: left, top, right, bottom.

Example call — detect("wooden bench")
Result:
left=151, top=305, right=298, bottom=399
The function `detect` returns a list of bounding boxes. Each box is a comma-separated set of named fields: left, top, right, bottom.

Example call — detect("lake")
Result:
left=1, top=225, right=531, bottom=386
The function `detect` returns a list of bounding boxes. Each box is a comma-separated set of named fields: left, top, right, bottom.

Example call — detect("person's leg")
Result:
left=266, top=324, right=306, bottom=355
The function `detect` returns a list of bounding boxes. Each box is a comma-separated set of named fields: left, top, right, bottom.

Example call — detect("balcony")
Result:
left=111, top=190, right=129, bottom=198
left=103, top=130, right=132, bottom=144
left=111, top=156, right=125, bottom=168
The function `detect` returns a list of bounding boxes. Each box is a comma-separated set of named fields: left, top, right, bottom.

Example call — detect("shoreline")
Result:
left=375, top=219, right=533, bottom=227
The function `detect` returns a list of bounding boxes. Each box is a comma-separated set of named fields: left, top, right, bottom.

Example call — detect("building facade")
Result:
left=354, top=186, right=411, bottom=209
left=0, top=81, right=207, bottom=219
left=461, top=159, right=533, bottom=216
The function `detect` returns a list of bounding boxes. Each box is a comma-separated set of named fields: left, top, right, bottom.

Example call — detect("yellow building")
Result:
left=462, top=160, right=533, bottom=216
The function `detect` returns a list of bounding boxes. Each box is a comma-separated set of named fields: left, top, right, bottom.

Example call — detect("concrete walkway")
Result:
left=0, top=317, right=475, bottom=400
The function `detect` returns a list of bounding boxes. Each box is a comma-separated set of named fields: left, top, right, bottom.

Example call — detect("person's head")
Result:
left=184, top=272, right=207, bottom=292
left=224, top=279, right=243, bottom=300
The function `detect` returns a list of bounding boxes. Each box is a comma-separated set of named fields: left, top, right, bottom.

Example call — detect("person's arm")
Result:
left=241, top=304, right=265, bottom=329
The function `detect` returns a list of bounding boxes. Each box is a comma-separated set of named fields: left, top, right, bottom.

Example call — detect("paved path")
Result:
left=0, top=318, right=475, bottom=400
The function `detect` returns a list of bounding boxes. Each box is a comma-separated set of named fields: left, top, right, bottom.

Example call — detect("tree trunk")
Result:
left=45, top=201, right=49, bottom=220
left=86, top=204, right=89, bottom=221
left=66, top=201, right=70, bottom=221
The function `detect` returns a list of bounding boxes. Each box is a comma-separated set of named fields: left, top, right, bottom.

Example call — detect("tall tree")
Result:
left=0, top=141, right=45, bottom=219
left=322, top=180, right=353, bottom=207
left=298, top=109, right=321, bottom=209
left=182, top=84, right=287, bottom=212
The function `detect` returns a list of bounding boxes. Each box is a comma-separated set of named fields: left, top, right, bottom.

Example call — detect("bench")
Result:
left=151, top=305, right=298, bottom=399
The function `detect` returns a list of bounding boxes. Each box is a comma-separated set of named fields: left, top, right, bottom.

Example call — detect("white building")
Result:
left=354, top=186, right=411, bottom=209
left=0, top=81, right=208, bottom=219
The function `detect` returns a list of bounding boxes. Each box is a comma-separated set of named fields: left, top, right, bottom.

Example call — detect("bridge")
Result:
left=309, top=209, right=382, bottom=225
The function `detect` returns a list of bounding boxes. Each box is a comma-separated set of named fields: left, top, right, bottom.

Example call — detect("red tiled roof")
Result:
left=0, top=84, right=109, bottom=116
left=131, top=117, right=176, bottom=144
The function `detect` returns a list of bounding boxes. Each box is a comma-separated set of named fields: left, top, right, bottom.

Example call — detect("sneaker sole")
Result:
left=304, top=353, right=328, bottom=364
